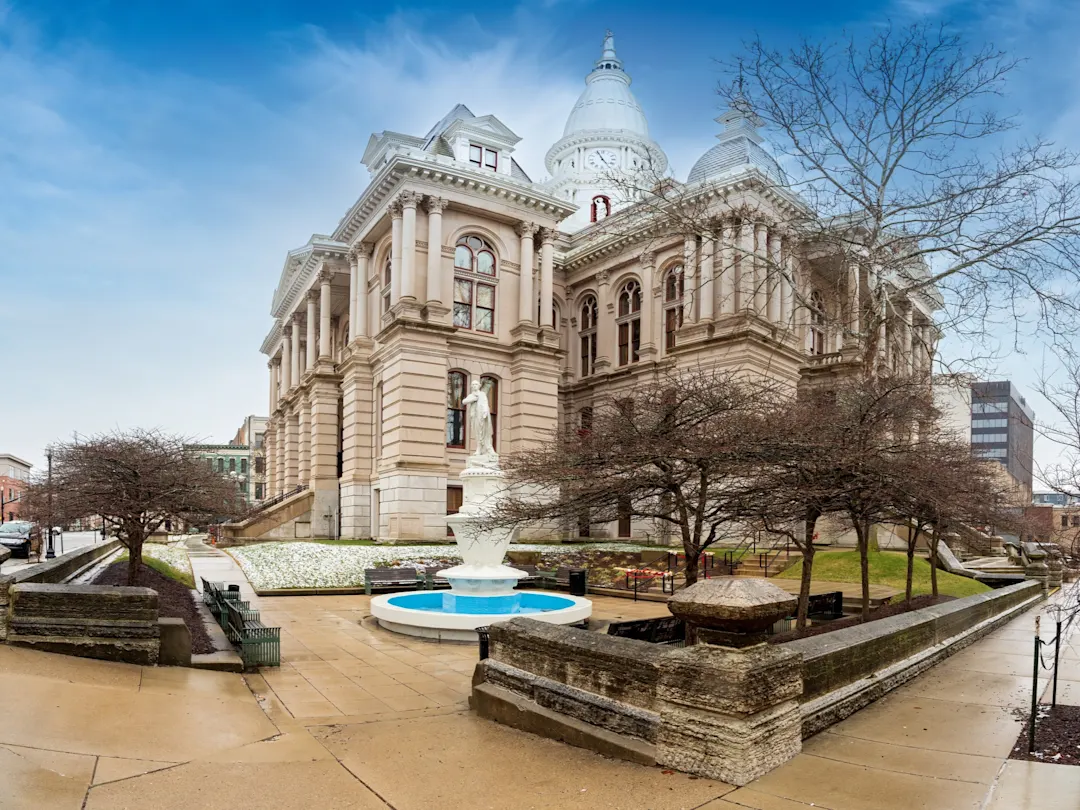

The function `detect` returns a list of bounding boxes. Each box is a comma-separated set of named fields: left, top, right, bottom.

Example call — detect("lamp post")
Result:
left=45, top=447, right=55, bottom=559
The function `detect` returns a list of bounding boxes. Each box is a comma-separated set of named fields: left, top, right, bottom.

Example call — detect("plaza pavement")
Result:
left=2, top=551, right=1079, bottom=808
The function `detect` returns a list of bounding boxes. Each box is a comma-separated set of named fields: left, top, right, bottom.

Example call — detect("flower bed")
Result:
left=227, top=542, right=654, bottom=591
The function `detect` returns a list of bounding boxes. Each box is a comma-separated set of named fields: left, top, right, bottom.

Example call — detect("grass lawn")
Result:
left=777, top=550, right=991, bottom=599
left=115, top=553, right=196, bottom=589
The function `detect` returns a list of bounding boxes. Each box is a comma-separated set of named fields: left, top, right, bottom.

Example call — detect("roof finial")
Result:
left=602, top=30, right=617, bottom=61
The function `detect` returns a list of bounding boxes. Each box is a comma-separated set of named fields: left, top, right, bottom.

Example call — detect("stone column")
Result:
left=699, top=231, right=715, bottom=322
left=639, top=252, right=656, bottom=358
left=766, top=230, right=782, bottom=324
left=900, top=301, right=914, bottom=374
left=284, top=408, right=299, bottom=489
left=738, top=221, right=755, bottom=313
left=352, top=243, right=372, bottom=338
left=754, top=223, right=768, bottom=316
left=277, top=422, right=286, bottom=494
left=347, top=251, right=358, bottom=339
left=389, top=200, right=403, bottom=306
left=846, top=261, right=861, bottom=347
left=265, top=422, right=277, bottom=495
left=780, top=239, right=795, bottom=329
left=719, top=223, right=735, bottom=315
left=399, top=191, right=420, bottom=300
left=662, top=579, right=803, bottom=786
left=298, top=394, right=312, bottom=486
left=517, top=222, right=538, bottom=324
left=304, top=290, right=317, bottom=371
left=290, top=315, right=301, bottom=387
left=309, top=379, right=341, bottom=539
left=319, top=268, right=332, bottom=359
left=539, top=228, right=555, bottom=329
left=281, top=334, right=292, bottom=392
left=425, top=197, right=448, bottom=307
left=683, top=233, right=697, bottom=324
left=269, top=359, right=278, bottom=414
left=595, top=269, right=613, bottom=372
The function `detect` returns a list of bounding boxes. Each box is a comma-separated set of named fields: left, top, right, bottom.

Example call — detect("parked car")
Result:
left=0, top=521, right=41, bottom=559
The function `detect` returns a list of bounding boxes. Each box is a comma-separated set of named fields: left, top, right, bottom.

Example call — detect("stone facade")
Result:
left=257, top=33, right=941, bottom=542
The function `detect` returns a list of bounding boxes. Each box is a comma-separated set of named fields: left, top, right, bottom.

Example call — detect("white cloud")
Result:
left=0, top=8, right=583, bottom=468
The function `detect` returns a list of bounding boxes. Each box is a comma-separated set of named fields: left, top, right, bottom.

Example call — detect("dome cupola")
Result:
left=544, top=32, right=668, bottom=232
left=687, top=96, right=786, bottom=186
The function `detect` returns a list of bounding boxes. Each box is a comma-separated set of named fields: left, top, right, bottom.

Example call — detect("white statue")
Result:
left=462, top=380, right=495, bottom=459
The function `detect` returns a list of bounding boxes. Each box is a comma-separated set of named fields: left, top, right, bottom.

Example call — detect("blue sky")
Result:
left=2, top=0, right=1078, bottom=477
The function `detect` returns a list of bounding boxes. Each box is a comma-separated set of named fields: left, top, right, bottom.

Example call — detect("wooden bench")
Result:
left=364, top=567, right=421, bottom=595
left=512, top=565, right=545, bottom=587
left=607, top=616, right=686, bottom=646
left=422, top=566, right=452, bottom=590
left=224, top=601, right=281, bottom=669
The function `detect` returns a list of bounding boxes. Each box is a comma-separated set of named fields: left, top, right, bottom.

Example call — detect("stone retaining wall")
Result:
left=473, top=618, right=802, bottom=786
left=5, top=583, right=160, bottom=665
left=785, top=580, right=1042, bottom=736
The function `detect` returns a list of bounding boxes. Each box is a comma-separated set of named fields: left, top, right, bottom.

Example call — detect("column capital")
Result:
left=638, top=251, right=656, bottom=269
left=397, top=190, right=422, bottom=209
left=540, top=227, right=557, bottom=246
left=306, top=288, right=320, bottom=303
left=317, top=266, right=333, bottom=285
left=516, top=221, right=540, bottom=238
left=289, top=311, right=304, bottom=326
left=597, top=269, right=610, bottom=285
left=425, top=196, right=449, bottom=215
left=389, top=199, right=403, bottom=219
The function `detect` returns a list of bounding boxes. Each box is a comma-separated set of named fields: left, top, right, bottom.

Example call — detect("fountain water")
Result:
left=369, top=382, right=592, bottom=640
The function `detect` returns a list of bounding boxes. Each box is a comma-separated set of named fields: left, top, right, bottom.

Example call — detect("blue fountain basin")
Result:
left=387, top=591, right=576, bottom=615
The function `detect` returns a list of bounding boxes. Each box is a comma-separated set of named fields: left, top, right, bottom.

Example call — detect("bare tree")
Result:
left=23, top=430, right=245, bottom=584
left=496, top=368, right=777, bottom=586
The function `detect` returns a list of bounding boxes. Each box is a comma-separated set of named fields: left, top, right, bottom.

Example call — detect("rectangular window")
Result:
left=382, top=289, right=391, bottom=314
left=972, top=433, right=1008, bottom=443
left=240, top=459, right=248, bottom=475
left=1064, top=516, right=1070, bottom=528
left=217, top=458, right=224, bottom=473
left=447, top=486, right=464, bottom=537
left=665, top=307, right=682, bottom=351
left=972, top=402, right=1008, bottom=414
left=1073, top=515, right=1080, bottom=527
left=974, top=447, right=1007, bottom=458
left=631, top=319, right=641, bottom=363
left=476, top=284, right=495, bottom=333
left=255, top=484, right=264, bottom=500
left=484, top=148, right=497, bottom=169
left=255, top=457, right=264, bottom=474
left=469, top=144, right=483, bottom=166
left=580, top=333, right=597, bottom=376
left=972, top=418, right=1008, bottom=428
left=453, top=280, right=473, bottom=328
left=618, top=323, right=629, bottom=366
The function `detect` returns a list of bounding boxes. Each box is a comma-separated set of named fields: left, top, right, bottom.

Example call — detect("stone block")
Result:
left=158, top=617, right=192, bottom=667
left=659, top=643, right=802, bottom=715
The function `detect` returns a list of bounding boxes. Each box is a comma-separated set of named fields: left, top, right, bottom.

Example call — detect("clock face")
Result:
left=587, top=149, right=619, bottom=170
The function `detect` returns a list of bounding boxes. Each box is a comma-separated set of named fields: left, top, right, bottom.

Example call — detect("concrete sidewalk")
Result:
left=3, top=578, right=1079, bottom=808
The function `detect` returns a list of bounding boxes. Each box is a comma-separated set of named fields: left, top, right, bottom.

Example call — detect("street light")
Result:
left=45, top=447, right=55, bottom=559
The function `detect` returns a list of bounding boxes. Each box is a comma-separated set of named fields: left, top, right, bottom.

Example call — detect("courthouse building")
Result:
left=254, top=34, right=940, bottom=543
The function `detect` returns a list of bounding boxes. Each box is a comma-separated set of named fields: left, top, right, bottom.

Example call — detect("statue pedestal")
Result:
left=444, top=461, right=523, bottom=595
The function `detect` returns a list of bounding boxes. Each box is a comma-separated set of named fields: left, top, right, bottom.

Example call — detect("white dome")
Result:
left=687, top=100, right=786, bottom=186
left=562, top=34, right=650, bottom=138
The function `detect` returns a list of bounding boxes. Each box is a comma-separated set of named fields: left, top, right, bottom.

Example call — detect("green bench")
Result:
left=201, top=577, right=280, bottom=669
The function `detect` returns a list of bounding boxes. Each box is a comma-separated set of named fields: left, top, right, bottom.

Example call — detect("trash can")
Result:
left=568, top=568, right=588, bottom=596
left=476, top=626, right=491, bottom=660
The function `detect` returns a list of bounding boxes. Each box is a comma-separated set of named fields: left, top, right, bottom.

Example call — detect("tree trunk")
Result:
left=796, top=511, right=820, bottom=631
left=929, top=529, right=940, bottom=599
left=855, top=517, right=871, bottom=621
left=906, top=525, right=921, bottom=605
left=683, top=548, right=700, bottom=587
left=127, top=534, right=144, bottom=586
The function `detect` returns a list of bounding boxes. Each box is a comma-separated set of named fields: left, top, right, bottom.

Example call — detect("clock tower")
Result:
left=545, top=32, right=668, bottom=232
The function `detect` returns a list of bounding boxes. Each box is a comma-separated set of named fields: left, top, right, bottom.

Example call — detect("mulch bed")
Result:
left=94, top=561, right=215, bottom=655
left=1011, top=704, right=1080, bottom=765
left=768, top=594, right=956, bottom=643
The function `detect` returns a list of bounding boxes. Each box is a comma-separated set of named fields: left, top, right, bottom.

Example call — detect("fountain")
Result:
left=369, top=381, right=592, bottom=640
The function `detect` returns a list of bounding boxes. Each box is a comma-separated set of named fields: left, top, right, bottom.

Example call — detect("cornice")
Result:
left=331, top=153, right=577, bottom=246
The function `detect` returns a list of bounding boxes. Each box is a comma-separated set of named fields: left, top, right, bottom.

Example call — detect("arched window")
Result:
left=480, top=375, right=499, bottom=451
left=616, top=280, right=642, bottom=367
left=446, top=371, right=468, bottom=448
left=382, top=258, right=392, bottom=314
left=579, top=295, right=598, bottom=377
left=590, top=195, right=612, bottom=223
left=453, top=236, right=496, bottom=333
left=663, top=264, right=685, bottom=352
left=808, top=290, right=826, bottom=356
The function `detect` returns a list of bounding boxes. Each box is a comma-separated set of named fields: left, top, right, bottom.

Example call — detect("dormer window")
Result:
left=469, top=144, right=498, bottom=170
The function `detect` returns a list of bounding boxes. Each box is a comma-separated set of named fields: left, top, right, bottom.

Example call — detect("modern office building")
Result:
left=970, top=380, right=1035, bottom=501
